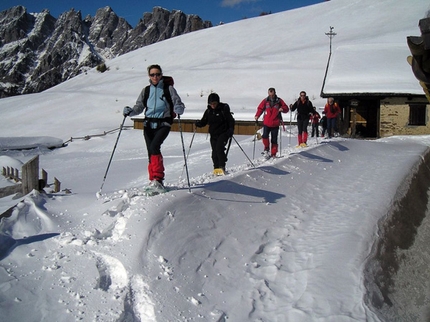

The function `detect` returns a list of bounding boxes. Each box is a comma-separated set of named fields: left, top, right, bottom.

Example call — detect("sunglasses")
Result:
left=149, top=73, right=161, bottom=77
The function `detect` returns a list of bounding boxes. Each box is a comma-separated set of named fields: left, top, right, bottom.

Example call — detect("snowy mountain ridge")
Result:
left=0, top=5, right=211, bottom=98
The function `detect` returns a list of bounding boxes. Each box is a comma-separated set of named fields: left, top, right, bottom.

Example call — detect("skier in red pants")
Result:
left=254, top=88, right=289, bottom=158
left=123, top=64, right=185, bottom=188
left=290, top=91, right=314, bottom=147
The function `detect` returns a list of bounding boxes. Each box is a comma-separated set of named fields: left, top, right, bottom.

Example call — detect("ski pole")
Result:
left=181, top=127, right=197, bottom=177
left=97, top=115, right=126, bottom=197
left=279, top=125, right=282, bottom=158
left=314, top=121, right=319, bottom=144
left=253, top=121, right=258, bottom=159
left=279, top=112, right=285, bottom=157
left=225, top=136, right=233, bottom=158
left=178, top=115, right=191, bottom=192
left=289, top=108, right=292, bottom=146
left=232, top=136, right=255, bottom=168
left=187, top=127, right=197, bottom=160
left=280, top=115, right=286, bottom=132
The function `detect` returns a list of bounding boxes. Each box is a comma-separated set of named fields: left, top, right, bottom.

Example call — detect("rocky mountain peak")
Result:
left=0, top=6, right=212, bottom=98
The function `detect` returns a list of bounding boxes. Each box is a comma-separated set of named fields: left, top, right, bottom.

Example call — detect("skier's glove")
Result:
left=174, top=105, right=184, bottom=116
left=228, top=128, right=234, bottom=138
left=123, top=106, right=133, bottom=117
left=195, top=120, right=202, bottom=128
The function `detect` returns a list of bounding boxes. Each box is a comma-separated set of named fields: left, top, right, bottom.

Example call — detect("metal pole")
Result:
left=289, top=109, right=292, bottom=146
left=253, top=121, right=258, bottom=159
left=225, top=136, right=233, bottom=158
left=279, top=125, right=282, bottom=158
left=232, top=136, right=255, bottom=168
left=181, top=127, right=197, bottom=177
left=178, top=115, right=191, bottom=192
left=325, top=26, right=337, bottom=55
left=98, top=116, right=126, bottom=197
left=279, top=114, right=285, bottom=157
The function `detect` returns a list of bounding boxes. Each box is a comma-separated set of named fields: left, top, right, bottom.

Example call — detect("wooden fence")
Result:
left=0, top=155, right=61, bottom=198
left=132, top=118, right=297, bottom=135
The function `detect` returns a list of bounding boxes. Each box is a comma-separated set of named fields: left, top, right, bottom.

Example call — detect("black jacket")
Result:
left=291, top=97, right=314, bottom=120
left=197, top=103, right=235, bottom=137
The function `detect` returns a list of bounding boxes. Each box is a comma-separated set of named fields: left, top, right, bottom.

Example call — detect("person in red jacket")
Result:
left=254, top=88, right=289, bottom=158
left=323, top=97, right=341, bottom=138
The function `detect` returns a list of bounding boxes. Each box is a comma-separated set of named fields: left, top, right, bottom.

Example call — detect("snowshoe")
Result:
left=143, top=180, right=167, bottom=196
left=213, top=168, right=225, bottom=176
left=261, top=150, right=271, bottom=160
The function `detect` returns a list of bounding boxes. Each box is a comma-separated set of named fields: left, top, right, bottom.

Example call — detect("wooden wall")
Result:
left=133, top=119, right=266, bottom=136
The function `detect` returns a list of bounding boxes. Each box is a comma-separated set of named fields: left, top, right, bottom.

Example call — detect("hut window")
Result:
left=408, top=104, right=426, bottom=125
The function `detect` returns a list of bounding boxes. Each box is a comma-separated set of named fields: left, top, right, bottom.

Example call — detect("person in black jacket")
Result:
left=290, top=91, right=314, bottom=147
left=195, top=93, right=235, bottom=175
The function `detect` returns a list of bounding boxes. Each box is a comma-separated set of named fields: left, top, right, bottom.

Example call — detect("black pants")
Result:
left=311, top=123, right=319, bottom=137
left=262, top=126, right=279, bottom=145
left=297, top=117, right=309, bottom=135
left=144, top=125, right=170, bottom=158
left=210, top=132, right=230, bottom=169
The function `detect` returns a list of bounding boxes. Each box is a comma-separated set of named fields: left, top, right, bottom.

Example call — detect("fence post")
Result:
left=42, top=169, right=48, bottom=188
left=54, top=177, right=61, bottom=193
left=22, top=155, right=39, bottom=195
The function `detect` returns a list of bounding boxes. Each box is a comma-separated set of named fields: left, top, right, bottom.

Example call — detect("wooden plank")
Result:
left=132, top=119, right=291, bottom=136
left=22, top=155, right=39, bottom=195
left=42, top=169, right=48, bottom=187
left=54, top=177, right=61, bottom=193
left=0, top=183, right=22, bottom=199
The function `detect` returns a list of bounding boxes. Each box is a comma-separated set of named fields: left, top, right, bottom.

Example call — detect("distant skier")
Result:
left=290, top=91, right=314, bottom=147
left=254, top=88, right=289, bottom=158
left=310, top=106, right=321, bottom=138
left=323, top=97, right=341, bottom=138
left=195, top=93, right=235, bottom=175
left=320, top=114, right=328, bottom=137
left=123, top=64, right=185, bottom=188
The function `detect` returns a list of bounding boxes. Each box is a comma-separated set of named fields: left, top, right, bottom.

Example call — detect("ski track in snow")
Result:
left=0, top=137, right=426, bottom=321
left=0, top=140, right=360, bottom=321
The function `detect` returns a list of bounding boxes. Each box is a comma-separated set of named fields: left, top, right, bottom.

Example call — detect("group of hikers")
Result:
left=123, top=65, right=341, bottom=188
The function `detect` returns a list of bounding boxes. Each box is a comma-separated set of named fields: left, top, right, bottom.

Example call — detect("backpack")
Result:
left=220, top=103, right=235, bottom=131
left=143, top=76, right=175, bottom=123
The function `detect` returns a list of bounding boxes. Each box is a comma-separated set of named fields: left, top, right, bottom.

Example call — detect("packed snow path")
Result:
left=123, top=139, right=422, bottom=321
left=1, top=138, right=429, bottom=321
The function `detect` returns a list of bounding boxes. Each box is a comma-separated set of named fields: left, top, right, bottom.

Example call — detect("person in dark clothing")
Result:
left=195, top=93, right=235, bottom=175
left=290, top=91, right=314, bottom=147
left=320, top=114, right=328, bottom=137
left=310, top=106, right=321, bottom=138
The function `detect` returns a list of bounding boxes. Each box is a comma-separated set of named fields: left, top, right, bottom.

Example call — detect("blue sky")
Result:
left=1, top=0, right=324, bottom=26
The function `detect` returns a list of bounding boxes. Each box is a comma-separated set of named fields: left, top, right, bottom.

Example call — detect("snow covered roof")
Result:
left=322, top=44, right=425, bottom=97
